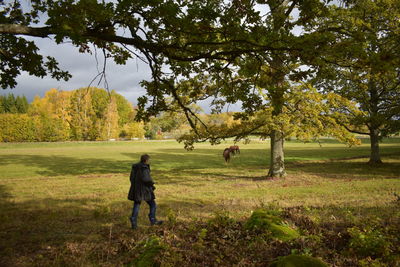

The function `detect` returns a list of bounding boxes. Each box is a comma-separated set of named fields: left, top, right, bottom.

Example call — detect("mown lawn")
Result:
left=0, top=138, right=399, bottom=266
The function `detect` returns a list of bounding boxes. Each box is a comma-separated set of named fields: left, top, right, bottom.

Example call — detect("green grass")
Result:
left=0, top=138, right=399, bottom=266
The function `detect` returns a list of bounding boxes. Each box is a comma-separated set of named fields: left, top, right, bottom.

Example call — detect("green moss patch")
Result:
left=245, top=209, right=300, bottom=241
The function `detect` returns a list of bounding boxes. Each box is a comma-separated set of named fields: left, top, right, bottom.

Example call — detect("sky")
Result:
left=1, top=36, right=152, bottom=107
left=1, top=0, right=153, bottom=108
left=1, top=36, right=244, bottom=113
left=0, top=0, right=273, bottom=113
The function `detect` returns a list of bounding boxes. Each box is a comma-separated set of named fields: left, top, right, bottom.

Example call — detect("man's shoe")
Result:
left=130, top=217, right=138, bottom=229
left=150, top=220, right=163, bottom=226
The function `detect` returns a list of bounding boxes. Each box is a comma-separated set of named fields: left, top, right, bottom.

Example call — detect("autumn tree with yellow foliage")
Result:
left=0, top=87, right=143, bottom=141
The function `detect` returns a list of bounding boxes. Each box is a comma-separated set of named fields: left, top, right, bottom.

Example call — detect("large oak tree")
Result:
left=0, top=0, right=366, bottom=176
left=312, top=0, right=400, bottom=164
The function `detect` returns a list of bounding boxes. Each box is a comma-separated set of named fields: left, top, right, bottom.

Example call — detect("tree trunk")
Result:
left=268, top=130, right=286, bottom=177
left=267, top=56, right=286, bottom=178
left=369, top=129, right=382, bottom=164
left=367, top=71, right=383, bottom=164
left=266, top=1, right=289, bottom=178
left=267, top=54, right=286, bottom=178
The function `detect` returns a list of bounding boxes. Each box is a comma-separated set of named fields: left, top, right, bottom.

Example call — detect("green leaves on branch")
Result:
left=176, top=82, right=361, bottom=150
left=0, top=34, right=71, bottom=89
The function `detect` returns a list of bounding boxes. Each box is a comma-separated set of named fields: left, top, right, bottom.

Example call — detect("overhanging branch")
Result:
left=0, top=23, right=300, bottom=62
left=0, top=24, right=52, bottom=37
left=343, top=124, right=369, bottom=135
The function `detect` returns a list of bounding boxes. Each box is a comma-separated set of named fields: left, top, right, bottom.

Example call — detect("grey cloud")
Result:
left=2, top=36, right=240, bottom=113
left=1, top=37, right=150, bottom=106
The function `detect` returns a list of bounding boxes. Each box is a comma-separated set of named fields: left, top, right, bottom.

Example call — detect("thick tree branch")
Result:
left=0, top=23, right=300, bottom=63
left=167, top=81, right=210, bottom=135
left=198, top=120, right=270, bottom=143
left=343, top=124, right=369, bottom=135
left=285, top=0, right=298, bottom=18
left=0, top=24, right=52, bottom=37
left=0, top=48, right=11, bottom=58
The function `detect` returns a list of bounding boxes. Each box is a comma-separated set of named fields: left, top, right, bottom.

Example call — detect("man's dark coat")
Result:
left=128, top=162, right=155, bottom=202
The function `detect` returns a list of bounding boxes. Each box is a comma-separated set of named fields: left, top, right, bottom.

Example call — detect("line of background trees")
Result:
left=0, top=88, right=147, bottom=142
left=0, top=89, right=261, bottom=143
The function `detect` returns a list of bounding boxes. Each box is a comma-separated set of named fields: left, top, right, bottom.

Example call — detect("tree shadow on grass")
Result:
left=0, top=148, right=260, bottom=178
left=0, top=184, right=245, bottom=266
left=155, top=145, right=396, bottom=164
left=0, top=184, right=132, bottom=266
left=285, top=159, right=400, bottom=180
left=124, top=148, right=400, bottom=184
left=122, top=148, right=265, bottom=170
left=1, top=179, right=399, bottom=266
left=1, top=145, right=399, bottom=180
left=0, top=154, right=134, bottom=177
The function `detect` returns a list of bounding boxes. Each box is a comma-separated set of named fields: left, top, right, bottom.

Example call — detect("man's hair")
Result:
left=140, top=154, right=150, bottom=163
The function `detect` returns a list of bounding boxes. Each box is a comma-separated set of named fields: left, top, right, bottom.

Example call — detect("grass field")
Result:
left=0, top=138, right=399, bottom=266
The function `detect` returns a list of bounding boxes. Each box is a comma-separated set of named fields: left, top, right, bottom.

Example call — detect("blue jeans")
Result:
left=131, top=200, right=157, bottom=223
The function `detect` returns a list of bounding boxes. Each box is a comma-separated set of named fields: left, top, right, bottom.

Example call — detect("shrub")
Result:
left=166, top=208, right=177, bottom=224
left=348, top=226, right=392, bottom=258
left=127, top=236, right=164, bottom=267
left=358, top=257, right=387, bottom=267
left=207, top=211, right=236, bottom=229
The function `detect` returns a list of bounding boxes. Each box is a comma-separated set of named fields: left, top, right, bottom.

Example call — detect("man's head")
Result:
left=140, top=154, right=150, bottom=164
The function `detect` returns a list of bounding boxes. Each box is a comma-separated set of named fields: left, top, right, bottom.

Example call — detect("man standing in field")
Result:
left=128, top=154, right=163, bottom=229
